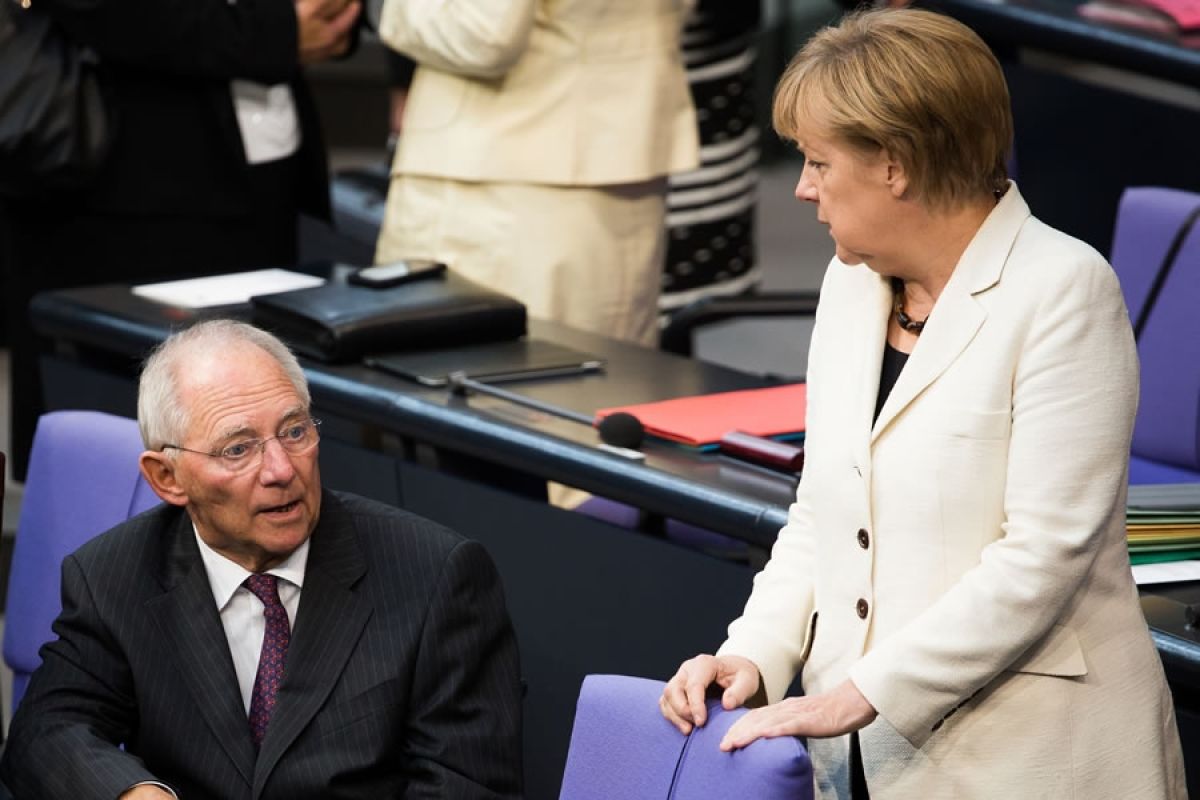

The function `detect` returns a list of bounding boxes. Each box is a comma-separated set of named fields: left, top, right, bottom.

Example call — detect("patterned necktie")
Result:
left=244, top=573, right=290, bottom=748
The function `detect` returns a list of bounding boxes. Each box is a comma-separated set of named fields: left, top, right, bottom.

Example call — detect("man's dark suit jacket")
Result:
left=0, top=490, right=524, bottom=799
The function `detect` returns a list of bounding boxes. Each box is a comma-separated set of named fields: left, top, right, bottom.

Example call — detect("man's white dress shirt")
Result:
left=194, top=527, right=309, bottom=712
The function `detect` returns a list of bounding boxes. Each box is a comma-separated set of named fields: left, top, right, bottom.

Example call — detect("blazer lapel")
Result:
left=870, top=277, right=987, bottom=440
left=146, top=511, right=257, bottom=787
left=871, top=184, right=1031, bottom=441
left=253, top=493, right=372, bottom=797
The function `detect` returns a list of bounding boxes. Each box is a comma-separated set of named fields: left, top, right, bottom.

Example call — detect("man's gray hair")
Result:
left=138, top=320, right=310, bottom=451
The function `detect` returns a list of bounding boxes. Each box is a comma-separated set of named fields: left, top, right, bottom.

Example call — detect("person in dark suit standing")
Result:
left=0, top=319, right=523, bottom=799
left=3, top=0, right=360, bottom=481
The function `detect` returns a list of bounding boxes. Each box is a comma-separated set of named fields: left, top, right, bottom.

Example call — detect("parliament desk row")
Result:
left=27, top=284, right=1200, bottom=798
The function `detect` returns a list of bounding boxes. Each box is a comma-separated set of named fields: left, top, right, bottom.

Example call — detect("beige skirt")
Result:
left=375, top=174, right=668, bottom=348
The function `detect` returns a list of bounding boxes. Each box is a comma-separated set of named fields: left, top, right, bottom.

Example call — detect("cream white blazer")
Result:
left=718, top=185, right=1187, bottom=799
left=377, top=0, right=699, bottom=186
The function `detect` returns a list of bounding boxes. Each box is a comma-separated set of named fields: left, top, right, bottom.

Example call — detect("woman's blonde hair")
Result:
left=773, top=8, right=1012, bottom=210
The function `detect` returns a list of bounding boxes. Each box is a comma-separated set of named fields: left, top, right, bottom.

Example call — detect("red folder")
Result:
left=1135, top=0, right=1200, bottom=29
left=1078, top=0, right=1200, bottom=35
left=595, top=383, right=807, bottom=448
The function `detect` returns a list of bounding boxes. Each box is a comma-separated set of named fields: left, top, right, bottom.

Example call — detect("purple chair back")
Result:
left=1110, top=188, right=1200, bottom=482
left=558, top=674, right=812, bottom=800
left=1111, top=187, right=1200, bottom=329
left=2, top=411, right=161, bottom=710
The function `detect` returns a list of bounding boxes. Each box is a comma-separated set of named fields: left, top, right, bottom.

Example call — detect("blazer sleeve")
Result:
left=404, top=539, right=524, bottom=799
left=849, top=249, right=1139, bottom=748
left=377, top=0, right=535, bottom=79
left=716, top=484, right=819, bottom=703
left=0, top=555, right=161, bottom=800
left=715, top=266, right=834, bottom=703
left=40, top=0, right=298, bottom=84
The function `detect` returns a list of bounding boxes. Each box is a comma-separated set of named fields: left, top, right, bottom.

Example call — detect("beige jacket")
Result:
left=718, top=185, right=1187, bottom=799
left=377, top=0, right=699, bottom=186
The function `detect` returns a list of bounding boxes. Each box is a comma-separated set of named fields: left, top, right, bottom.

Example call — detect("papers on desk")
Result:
left=1133, top=560, right=1200, bottom=585
left=1129, top=483, right=1200, bottom=511
left=596, top=383, right=806, bottom=449
left=1127, top=483, right=1200, bottom=579
left=132, top=269, right=325, bottom=308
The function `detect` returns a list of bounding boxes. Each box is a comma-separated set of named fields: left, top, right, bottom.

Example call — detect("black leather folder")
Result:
left=250, top=273, right=527, bottom=363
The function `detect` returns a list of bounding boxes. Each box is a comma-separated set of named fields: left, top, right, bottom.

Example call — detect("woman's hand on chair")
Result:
left=660, top=654, right=762, bottom=735
left=718, top=678, right=877, bottom=751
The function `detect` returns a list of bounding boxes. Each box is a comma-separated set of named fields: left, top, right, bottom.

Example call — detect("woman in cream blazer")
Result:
left=373, top=0, right=699, bottom=346
left=661, top=10, right=1186, bottom=799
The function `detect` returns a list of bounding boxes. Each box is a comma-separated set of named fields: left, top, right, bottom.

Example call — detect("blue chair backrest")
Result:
left=559, top=674, right=812, bottom=800
left=2, top=411, right=161, bottom=709
left=1110, top=187, right=1200, bottom=483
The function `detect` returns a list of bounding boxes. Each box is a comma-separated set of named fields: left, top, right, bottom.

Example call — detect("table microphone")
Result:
left=596, top=412, right=645, bottom=449
left=447, top=372, right=646, bottom=451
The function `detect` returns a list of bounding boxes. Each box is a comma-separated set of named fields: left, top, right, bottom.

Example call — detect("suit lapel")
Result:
left=253, top=493, right=372, bottom=797
left=870, top=184, right=1031, bottom=441
left=146, top=511, right=257, bottom=787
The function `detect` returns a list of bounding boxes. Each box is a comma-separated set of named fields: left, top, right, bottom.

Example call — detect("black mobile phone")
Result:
left=348, top=259, right=448, bottom=288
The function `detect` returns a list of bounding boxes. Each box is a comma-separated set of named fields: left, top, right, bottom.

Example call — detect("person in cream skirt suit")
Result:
left=374, top=0, right=699, bottom=347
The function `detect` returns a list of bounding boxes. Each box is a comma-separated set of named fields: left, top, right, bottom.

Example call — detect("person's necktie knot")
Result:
left=244, top=572, right=282, bottom=602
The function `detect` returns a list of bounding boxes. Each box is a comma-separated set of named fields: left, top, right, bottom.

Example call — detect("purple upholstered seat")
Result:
left=1110, top=187, right=1200, bottom=483
left=3, top=411, right=161, bottom=710
left=558, top=674, right=813, bottom=800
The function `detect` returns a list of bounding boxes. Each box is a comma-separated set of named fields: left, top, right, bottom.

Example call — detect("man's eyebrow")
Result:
left=212, top=408, right=306, bottom=443
left=213, top=423, right=257, bottom=443
left=276, top=407, right=308, bottom=427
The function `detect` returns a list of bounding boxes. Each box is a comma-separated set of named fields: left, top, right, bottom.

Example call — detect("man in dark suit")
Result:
left=4, top=0, right=360, bottom=481
left=0, top=320, right=523, bottom=799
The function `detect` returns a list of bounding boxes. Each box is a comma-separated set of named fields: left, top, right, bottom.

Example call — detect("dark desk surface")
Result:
left=31, top=284, right=798, bottom=546
left=920, top=0, right=1200, bottom=86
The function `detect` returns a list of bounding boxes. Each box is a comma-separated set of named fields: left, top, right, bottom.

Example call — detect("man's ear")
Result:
left=139, top=451, right=189, bottom=507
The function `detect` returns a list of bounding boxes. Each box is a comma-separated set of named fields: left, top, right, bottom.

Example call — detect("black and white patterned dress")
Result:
left=661, top=2, right=763, bottom=316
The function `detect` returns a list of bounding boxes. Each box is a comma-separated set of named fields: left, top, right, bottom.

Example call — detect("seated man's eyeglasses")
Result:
left=161, top=418, right=322, bottom=472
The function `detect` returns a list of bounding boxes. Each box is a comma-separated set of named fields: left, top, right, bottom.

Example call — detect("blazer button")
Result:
left=856, top=528, right=870, bottom=549
left=856, top=598, right=869, bottom=619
